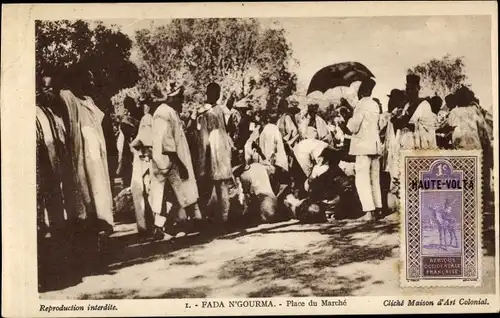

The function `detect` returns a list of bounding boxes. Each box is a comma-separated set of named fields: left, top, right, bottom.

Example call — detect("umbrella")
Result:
left=307, top=62, right=375, bottom=95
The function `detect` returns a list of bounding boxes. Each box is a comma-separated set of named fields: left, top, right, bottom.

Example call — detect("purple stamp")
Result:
left=400, top=150, right=482, bottom=287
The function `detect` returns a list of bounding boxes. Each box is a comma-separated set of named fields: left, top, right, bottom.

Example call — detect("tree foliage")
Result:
left=135, top=18, right=297, bottom=110
left=35, top=20, right=139, bottom=112
left=408, top=54, right=468, bottom=97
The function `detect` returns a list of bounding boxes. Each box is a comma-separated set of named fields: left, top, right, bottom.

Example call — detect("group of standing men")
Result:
left=119, top=72, right=493, bottom=236
left=36, top=66, right=116, bottom=292
left=36, top=60, right=493, bottom=292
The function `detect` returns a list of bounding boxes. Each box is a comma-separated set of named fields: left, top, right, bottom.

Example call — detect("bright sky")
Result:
left=106, top=15, right=493, bottom=110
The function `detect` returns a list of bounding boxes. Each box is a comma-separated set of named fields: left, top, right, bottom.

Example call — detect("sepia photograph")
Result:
left=1, top=2, right=498, bottom=316
left=34, top=14, right=496, bottom=299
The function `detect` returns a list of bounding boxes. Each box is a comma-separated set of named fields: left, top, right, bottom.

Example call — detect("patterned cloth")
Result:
left=400, top=99, right=438, bottom=150
left=298, top=114, right=332, bottom=144
left=193, top=104, right=233, bottom=181
left=448, top=105, right=491, bottom=150
left=36, top=105, right=69, bottom=233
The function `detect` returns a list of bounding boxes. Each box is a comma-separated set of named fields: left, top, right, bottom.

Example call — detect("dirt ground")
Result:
left=40, top=211, right=496, bottom=300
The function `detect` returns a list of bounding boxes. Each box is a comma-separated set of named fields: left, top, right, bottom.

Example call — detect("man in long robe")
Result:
left=130, top=99, right=154, bottom=235
left=79, top=95, right=115, bottom=231
left=383, top=89, right=407, bottom=209
left=448, top=86, right=491, bottom=150
left=230, top=100, right=251, bottom=166
left=58, top=66, right=114, bottom=277
left=259, top=110, right=289, bottom=172
left=193, top=83, right=233, bottom=226
left=223, top=92, right=241, bottom=137
left=36, top=78, right=81, bottom=291
left=447, top=86, right=493, bottom=199
left=257, top=110, right=289, bottom=194
left=277, top=99, right=300, bottom=149
left=435, top=94, right=457, bottom=150
left=150, top=87, right=202, bottom=238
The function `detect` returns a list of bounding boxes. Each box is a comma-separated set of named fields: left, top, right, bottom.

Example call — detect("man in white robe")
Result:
left=130, top=100, right=154, bottom=235
left=150, top=87, right=202, bottom=239
left=259, top=110, right=289, bottom=173
left=79, top=96, right=115, bottom=229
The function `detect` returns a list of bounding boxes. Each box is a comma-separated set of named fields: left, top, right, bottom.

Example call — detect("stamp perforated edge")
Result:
left=399, top=149, right=483, bottom=288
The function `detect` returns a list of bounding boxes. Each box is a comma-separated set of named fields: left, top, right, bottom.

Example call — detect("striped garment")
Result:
left=36, top=105, right=68, bottom=232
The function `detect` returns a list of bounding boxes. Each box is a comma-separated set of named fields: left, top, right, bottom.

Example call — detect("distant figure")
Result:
left=258, top=109, right=289, bottom=193
left=225, top=92, right=239, bottom=141
left=299, top=102, right=333, bottom=144
left=124, top=96, right=143, bottom=123
left=232, top=99, right=252, bottom=162
left=429, top=95, right=443, bottom=115
left=383, top=88, right=407, bottom=208
left=223, top=91, right=241, bottom=130
left=277, top=99, right=300, bottom=149
left=116, top=115, right=139, bottom=188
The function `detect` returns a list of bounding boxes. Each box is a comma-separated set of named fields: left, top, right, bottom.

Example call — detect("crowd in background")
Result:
left=36, top=62, right=493, bottom=292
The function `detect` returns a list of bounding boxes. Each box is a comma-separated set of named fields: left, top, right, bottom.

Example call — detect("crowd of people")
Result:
left=36, top=62, right=493, bottom=292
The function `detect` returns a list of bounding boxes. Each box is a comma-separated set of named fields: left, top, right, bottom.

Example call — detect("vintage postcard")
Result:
left=400, top=150, right=483, bottom=287
left=1, top=1, right=498, bottom=317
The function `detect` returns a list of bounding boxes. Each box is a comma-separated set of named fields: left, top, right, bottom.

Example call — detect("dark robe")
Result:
left=102, top=113, right=118, bottom=182
left=300, top=164, right=364, bottom=221
left=36, top=105, right=82, bottom=292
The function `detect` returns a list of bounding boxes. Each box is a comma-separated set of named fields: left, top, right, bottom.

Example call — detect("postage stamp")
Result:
left=400, top=150, right=483, bottom=287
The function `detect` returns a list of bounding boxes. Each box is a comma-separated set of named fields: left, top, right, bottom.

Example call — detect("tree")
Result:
left=135, top=18, right=297, bottom=110
left=36, top=20, right=139, bottom=113
left=408, top=54, right=468, bottom=98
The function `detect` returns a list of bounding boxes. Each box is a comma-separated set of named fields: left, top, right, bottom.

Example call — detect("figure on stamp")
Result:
left=427, top=197, right=458, bottom=251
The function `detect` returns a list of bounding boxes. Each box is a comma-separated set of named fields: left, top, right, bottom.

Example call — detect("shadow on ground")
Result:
left=216, top=220, right=398, bottom=298
left=42, top=203, right=498, bottom=300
